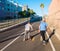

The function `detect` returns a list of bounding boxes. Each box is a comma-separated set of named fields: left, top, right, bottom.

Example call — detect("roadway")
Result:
left=0, top=22, right=60, bottom=51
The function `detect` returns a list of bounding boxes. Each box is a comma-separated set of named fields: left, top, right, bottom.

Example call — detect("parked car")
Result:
left=30, top=15, right=42, bottom=23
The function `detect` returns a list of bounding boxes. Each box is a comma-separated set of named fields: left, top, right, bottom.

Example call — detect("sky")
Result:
left=14, top=0, right=51, bottom=16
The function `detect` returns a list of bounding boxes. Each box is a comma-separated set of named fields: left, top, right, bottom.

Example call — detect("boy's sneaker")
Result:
left=31, top=37, right=35, bottom=42
left=23, top=39, right=25, bottom=41
left=43, top=41, right=46, bottom=45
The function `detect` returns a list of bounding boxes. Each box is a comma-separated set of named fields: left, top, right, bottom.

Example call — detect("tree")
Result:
left=18, top=10, right=27, bottom=18
left=23, top=10, right=27, bottom=17
left=40, top=3, right=44, bottom=8
left=28, top=9, right=36, bottom=15
left=40, top=3, right=44, bottom=16
left=18, top=11, right=23, bottom=17
left=18, top=9, right=36, bottom=18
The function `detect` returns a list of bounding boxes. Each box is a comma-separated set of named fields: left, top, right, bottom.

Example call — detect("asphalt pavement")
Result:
left=0, top=22, right=60, bottom=51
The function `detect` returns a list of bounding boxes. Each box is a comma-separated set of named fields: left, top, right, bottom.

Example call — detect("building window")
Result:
left=0, top=1, right=1, bottom=2
left=7, top=4, right=10, bottom=6
left=8, top=8, right=10, bottom=11
left=14, top=15, right=16, bottom=18
left=2, top=7, right=4, bottom=10
left=0, top=0, right=1, bottom=2
left=0, top=6, right=1, bottom=10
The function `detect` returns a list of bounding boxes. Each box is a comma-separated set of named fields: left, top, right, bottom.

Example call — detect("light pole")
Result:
left=40, top=3, right=45, bottom=17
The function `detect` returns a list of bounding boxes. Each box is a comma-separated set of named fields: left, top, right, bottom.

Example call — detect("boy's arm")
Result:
left=46, top=26, right=51, bottom=34
left=30, top=24, right=33, bottom=30
left=38, top=26, right=40, bottom=32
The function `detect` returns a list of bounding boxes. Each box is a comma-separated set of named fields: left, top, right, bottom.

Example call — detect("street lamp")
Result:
left=40, top=3, right=45, bottom=17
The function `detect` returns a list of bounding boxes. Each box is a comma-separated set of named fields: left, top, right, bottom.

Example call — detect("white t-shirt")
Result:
left=25, top=23, right=32, bottom=31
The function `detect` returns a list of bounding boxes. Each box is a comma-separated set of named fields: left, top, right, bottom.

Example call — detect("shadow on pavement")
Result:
left=25, top=32, right=40, bottom=41
left=0, top=35, right=19, bottom=43
left=46, top=29, right=55, bottom=43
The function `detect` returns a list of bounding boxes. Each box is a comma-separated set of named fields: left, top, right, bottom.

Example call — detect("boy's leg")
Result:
left=23, top=31, right=26, bottom=41
left=40, top=35, right=43, bottom=41
left=41, top=31, right=46, bottom=45
left=42, top=31, right=46, bottom=41
left=28, top=31, right=30, bottom=39
left=39, top=32, right=42, bottom=41
left=41, top=31, right=45, bottom=41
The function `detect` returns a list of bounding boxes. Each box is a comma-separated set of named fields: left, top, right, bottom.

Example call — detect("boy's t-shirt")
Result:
left=25, top=24, right=31, bottom=31
left=39, top=21, right=48, bottom=31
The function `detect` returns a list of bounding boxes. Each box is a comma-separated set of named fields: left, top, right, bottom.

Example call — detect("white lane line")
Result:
left=0, top=20, right=27, bottom=31
left=46, top=32, right=56, bottom=51
left=0, top=32, right=24, bottom=51
left=0, top=22, right=35, bottom=51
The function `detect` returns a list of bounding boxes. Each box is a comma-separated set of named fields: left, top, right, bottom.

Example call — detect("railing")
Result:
left=0, top=18, right=29, bottom=29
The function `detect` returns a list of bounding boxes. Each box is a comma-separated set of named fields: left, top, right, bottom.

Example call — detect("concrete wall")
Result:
left=47, top=0, right=60, bottom=40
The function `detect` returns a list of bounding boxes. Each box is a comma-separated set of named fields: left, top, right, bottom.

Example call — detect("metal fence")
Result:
left=0, top=18, right=29, bottom=29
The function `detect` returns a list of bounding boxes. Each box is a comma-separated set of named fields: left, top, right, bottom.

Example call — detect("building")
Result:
left=22, top=5, right=28, bottom=11
left=47, top=0, right=60, bottom=40
left=0, top=0, right=22, bottom=20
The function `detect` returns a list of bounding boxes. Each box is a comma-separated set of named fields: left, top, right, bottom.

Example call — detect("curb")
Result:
left=0, top=20, right=28, bottom=33
left=0, top=20, right=28, bottom=43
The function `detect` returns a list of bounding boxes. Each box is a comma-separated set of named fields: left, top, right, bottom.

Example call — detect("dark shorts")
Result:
left=40, top=31, right=46, bottom=41
left=40, top=31, right=46, bottom=36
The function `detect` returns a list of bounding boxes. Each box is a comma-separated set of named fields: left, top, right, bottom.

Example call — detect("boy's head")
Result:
left=27, top=21, right=30, bottom=24
left=42, top=17, right=46, bottom=22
